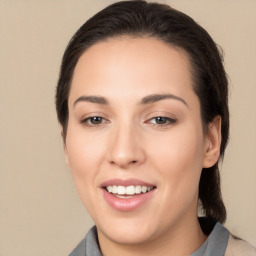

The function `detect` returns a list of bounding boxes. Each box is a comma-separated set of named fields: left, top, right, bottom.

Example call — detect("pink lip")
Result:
left=100, top=178, right=155, bottom=188
left=100, top=178, right=156, bottom=212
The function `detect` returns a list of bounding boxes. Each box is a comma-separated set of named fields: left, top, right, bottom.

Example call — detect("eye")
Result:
left=148, top=116, right=177, bottom=126
left=88, top=116, right=104, bottom=124
left=80, top=116, right=109, bottom=127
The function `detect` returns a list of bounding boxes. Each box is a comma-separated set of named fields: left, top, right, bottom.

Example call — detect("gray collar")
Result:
left=191, top=222, right=229, bottom=256
left=69, top=220, right=229, bottom=256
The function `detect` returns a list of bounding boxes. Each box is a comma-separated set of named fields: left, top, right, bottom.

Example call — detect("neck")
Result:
left=97, top=215, right=207, bottom=256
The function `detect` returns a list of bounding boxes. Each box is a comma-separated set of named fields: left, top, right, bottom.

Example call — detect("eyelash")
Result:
left=80, top=116, right=109, bottom=127
left=80, top=115, right=177, bottom=128
left=146, top=116, right=177, bottom=127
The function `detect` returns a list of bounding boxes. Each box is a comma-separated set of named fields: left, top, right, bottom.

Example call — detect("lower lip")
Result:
left=102, top=189, right=155, bottom=212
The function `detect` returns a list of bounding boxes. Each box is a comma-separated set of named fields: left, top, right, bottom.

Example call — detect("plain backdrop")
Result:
left=0, top=0, right=255, bottom=255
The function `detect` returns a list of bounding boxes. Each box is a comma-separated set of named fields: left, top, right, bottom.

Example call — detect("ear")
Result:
left=62, top=131, right=70, bottom=168
left=203, top=116, right=222, bottom=168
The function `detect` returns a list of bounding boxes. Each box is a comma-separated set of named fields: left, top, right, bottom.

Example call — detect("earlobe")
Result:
left=203, top=116, right=222, bottom=168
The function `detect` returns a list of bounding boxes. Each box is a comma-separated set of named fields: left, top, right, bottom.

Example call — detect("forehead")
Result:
left=74, top=36, right=191, bottom=75
left=70, top=37, right=194, bottom=103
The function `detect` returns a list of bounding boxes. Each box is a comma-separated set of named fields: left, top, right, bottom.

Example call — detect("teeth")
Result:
left=106, top=186, right=113, bottom=193
left=141, top=186, right=147, bottom=193
left=117, top=186, right=126, bottom=195
left=106, top=185, right=154, bottom=196
left=112, top=185, right=118, bottom=194
left=126, top=185, right=135, bottom=195
left=135, top=185, right=141, bottom=194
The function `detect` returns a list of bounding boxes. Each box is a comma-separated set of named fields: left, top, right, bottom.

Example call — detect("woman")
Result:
left=56, top=1, right=256, bottom=255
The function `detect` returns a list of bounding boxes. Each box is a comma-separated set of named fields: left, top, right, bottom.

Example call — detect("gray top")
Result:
left=191, top=222, right=229, bottom=256
left=69, top=220, right=229, bottom=256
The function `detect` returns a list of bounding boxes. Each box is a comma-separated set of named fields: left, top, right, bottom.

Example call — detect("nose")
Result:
left=107, top=124, right=146, bottom=169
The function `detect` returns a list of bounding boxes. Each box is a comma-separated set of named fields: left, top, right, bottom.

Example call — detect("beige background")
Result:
left=0, top=0, right=255, bottom=255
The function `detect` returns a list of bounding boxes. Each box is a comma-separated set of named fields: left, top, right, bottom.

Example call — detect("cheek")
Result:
left=149, top=125, right=205, bottom=197
left=65, top=127, right=106, bottom=195
left=65, top=130, right=109, bottom=219
left=155, top=134, right=204, bottom=221
left=66, top=124, right=105, bottom=167
left=151, top=124, right=204, bottom=164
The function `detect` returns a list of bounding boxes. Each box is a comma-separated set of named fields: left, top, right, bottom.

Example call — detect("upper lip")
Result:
left=100, top=178, right=156, bottom=188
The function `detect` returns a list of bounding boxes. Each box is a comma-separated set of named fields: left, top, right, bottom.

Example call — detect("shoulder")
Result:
left=225, top=234, right=256, bottom=256
left=69, top=237, right=86, bottom=256
left=68, top=226, right=102, bottom=256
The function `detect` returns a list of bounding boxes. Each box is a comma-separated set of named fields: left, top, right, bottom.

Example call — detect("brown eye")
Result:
left=81, top=116, right=108, bottom=127
left=155, top=117, right=169, bottom=124
left=149, top=116, right=176, bottom=125
left=89, top=116, right=103, bottom=124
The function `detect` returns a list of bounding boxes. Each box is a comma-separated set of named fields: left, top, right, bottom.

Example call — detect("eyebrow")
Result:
left=140, top=94, right=188, bottom=106
left=74, top=96, right=108, bottom=107
left=73, top=93, right=188, bottom=107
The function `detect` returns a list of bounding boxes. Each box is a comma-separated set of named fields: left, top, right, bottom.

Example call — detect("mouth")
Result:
left=100, top=179, right=156, bottom=211
left=104, top=185, right=155, bottom=198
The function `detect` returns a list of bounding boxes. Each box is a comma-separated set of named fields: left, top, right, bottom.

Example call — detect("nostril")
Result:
left=110, top=159, right=138, bottom=167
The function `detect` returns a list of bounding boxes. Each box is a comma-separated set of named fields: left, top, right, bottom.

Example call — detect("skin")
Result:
left=64, top=37, right=221, bottom=256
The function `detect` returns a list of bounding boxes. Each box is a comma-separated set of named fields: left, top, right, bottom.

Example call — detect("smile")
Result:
left=101, top=179, right=156, bottom=211
left=105, top=185, right=154, bottom=198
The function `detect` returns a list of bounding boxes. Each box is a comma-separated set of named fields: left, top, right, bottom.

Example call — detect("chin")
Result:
left=96, top=216, right=159, bottom=245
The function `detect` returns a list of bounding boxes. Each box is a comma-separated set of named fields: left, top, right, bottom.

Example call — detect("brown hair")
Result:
left=56, top=0, right=229, bottom=223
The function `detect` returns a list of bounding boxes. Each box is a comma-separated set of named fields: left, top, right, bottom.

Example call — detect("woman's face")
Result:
left=65, top=37, right=214, bottom=245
